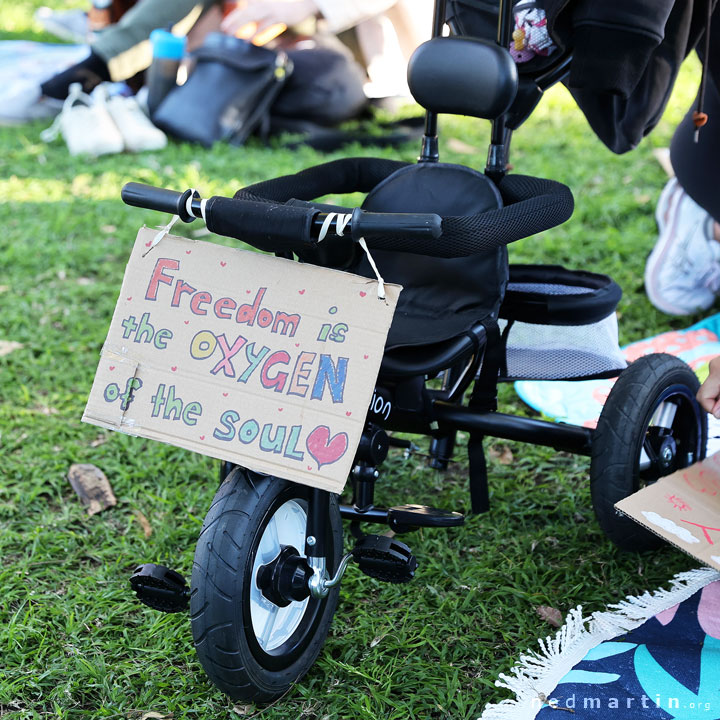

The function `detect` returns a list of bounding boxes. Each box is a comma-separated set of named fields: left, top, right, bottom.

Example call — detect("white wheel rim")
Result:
left=250, top=499, right=310, bottom=652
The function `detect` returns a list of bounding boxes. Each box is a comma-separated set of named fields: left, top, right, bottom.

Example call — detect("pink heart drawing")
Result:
left=185, top=250, right=191, bottom=255
left=278, top=408, right=283, bottom=412
left=298, top=289, right=306, bottom=295
left=183, top=320, right=189, bottom=325
left=363, top=354, right=369, bottom=360
left=145, top=240, right=152, bottom=247
left=346, top=411, right=352, bottom=416
left=307, top=465, right=313, bottom=471
left=295, top=343, right=300, bottom=347
left=246, top=290, right=251, bottom=294
left=200, top=435, right=205, bottom=440
left=126, top=296, right=132, bottom=301
left=220, top=261, right=227, bottom=267
left=109, top=366, right=115, bottom=371
left=306, top=426, right=349, bottom=469
left=222, top=392, right=228, bottom=397
left=171, top=366, right=177, bottom=372
left=359, top=291, right=367, bottom=297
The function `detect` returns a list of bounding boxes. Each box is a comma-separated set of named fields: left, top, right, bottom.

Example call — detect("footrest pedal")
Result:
left=387, top=504, right=464, bottom=532
left=130, top=563, right=189, bottom=613
left=351, top=534, right=418, bottom=583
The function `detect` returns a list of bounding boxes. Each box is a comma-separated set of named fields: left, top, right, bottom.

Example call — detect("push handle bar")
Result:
left=122, top=182, right=442, bottom=253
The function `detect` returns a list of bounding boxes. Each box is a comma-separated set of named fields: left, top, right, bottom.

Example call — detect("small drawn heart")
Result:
left=126, top=296, right=132, bottom=301
left=363, top=354, right=369, bottom=360
left=294, top=343, right=300, bottom=347
left=306, top=426, right=349, bottom=468
left=246, top=290, right=251, bottom=294
left=109, top=366, right=115, bottom=371
left=222, top=392, right=228, bottom=397
left=298, top=289, right=306, bottom=295
left=145, top=241, right=152, bottom=247
left=183, top=320, right=189, bottom=325
left=199, top=435, right=205, bottom=440
left=359, top=291, right=367, bottom=297
left=307, top=466, right=313, bottom=471
left=278, top=408, right=283, bottom=412
left=185, top=250, right=191, bottom=255
left=171, top=366, right=177, bottom=372
left=346, top=411, right=352, bottom=416
left=220, top=261, right=227, bottom=267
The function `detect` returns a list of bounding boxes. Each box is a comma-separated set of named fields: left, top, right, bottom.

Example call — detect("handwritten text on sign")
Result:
left=83, top=227, right=400, bottom=493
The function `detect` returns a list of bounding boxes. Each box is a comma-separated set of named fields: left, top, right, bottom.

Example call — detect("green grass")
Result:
left=0, top=3, right=709, bottom=719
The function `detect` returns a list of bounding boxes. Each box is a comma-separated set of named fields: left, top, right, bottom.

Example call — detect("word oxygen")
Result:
left=145, top=258, right=301, bottom=337
left=190, top=329, right=350, bottom=404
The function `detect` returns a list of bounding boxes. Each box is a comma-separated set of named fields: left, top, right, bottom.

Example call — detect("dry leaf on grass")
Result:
left=536, top=605, right=563, bottom=628
left=90, top=434, right=107, bottom=448
left=0, top=340, right=23, bottom=357
left=488, top=445, right=514, bottom=465
left=133, top=510, right=153, bottom=538
left=232, top=706, right=253, bottom=716
left=140, top=713, right=173, bottom=720
left=67, top=463, right=117, bottom=515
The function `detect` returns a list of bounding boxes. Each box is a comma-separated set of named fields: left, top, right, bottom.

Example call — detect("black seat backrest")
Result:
left=407, top=36, right=518, bottom=119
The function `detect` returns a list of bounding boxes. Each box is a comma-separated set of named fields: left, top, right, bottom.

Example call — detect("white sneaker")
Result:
left=103, top=93, right=167, bottom=152
left=34, top=7, right=90, bottom=43
left=40, top=83, right=124, bottom=156
left=645, top=178, right=720, bottom=315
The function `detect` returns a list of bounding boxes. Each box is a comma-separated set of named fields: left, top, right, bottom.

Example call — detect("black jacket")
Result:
left=546, top=0, right=718, bottom=153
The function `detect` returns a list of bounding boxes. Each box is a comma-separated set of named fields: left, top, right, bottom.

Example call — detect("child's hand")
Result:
left=697, top=356, right=720, bottom=417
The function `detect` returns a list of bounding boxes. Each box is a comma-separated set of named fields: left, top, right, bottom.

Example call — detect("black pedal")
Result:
left=130, top=563, right=189, bottom=613
left=387, top=504, right=464, bottom=533
left=351, top=535, right=418, bottom=583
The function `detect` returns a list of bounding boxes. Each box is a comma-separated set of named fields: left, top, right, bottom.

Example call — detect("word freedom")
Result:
left=146, top=259, right=300, bottom=337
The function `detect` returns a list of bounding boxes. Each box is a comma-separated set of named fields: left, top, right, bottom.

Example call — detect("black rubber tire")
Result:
left=590, top=353, right=707, bottom=552
left=190, top=467, right=342, bottom=702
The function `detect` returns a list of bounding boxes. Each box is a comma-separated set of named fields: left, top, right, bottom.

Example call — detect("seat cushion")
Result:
left=354, top=162, right=508, bottom=349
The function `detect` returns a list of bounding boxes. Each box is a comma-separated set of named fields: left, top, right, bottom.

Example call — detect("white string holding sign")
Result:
left=142, top=189, right=202, bottom=258
left=317, top=212, right=386, bottom=301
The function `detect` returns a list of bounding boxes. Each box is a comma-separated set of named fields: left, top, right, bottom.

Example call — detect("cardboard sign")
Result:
left=83, top=227, right=400, bottom=493
left=616, top=452, right=720, bottom=570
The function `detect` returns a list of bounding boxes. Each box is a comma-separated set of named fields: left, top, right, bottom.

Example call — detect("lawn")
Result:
left=0, top=3, right=709, bottom=719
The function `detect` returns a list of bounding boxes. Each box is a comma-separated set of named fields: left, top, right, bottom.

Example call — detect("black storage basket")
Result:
left=498, top=264, right=627, bottom=381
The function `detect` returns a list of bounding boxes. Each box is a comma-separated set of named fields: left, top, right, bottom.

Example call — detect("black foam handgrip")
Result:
left=121, top=183, right=194, bottom=221
left=205, top=196, right=317, bottom=253
left=350, top=208, right=442, bottom=242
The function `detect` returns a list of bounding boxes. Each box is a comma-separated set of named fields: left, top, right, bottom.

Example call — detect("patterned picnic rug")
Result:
left=481, top=569, right=720, bottom=719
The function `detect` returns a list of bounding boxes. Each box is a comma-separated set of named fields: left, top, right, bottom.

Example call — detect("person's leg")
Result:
left=644, top=77, right=720, bottom=315
left=40, top=0, right=216, bottom=99
left=91, top=0, right=203, bottom=63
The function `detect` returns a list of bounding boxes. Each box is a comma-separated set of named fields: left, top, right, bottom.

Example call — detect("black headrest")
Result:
left=407, top=36, right=518, bottom=119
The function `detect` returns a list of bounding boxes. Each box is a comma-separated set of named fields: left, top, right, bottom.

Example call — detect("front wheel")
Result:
left=191, top=467, right=343, bottom=702
left=590, top=353, right=707, bottom=552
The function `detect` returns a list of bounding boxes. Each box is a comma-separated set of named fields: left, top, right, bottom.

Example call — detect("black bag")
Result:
left=271, top=45, right=367, bottom=128
left=152, top=33, right=290, bottom=148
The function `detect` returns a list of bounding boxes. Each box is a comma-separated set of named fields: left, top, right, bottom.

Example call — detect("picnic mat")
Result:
left=515, top=313, right=720, bottom=454
left=0, top=41, right=88, bottom=124
left=481, top=568, right=720, bottom=719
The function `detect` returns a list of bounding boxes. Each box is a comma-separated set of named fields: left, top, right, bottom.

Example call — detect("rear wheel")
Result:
left=590, top=353, right=706, bottom=551
left=191, top=467, right=342, bottom=701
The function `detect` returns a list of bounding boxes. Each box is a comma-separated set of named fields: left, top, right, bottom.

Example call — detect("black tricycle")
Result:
left=124, top=0, right=707, bottom=702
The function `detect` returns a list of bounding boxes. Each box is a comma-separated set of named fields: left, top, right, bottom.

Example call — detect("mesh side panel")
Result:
left=507, top=282, right=595, bottom=296
left=500, top=314, right=627, bottom=380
